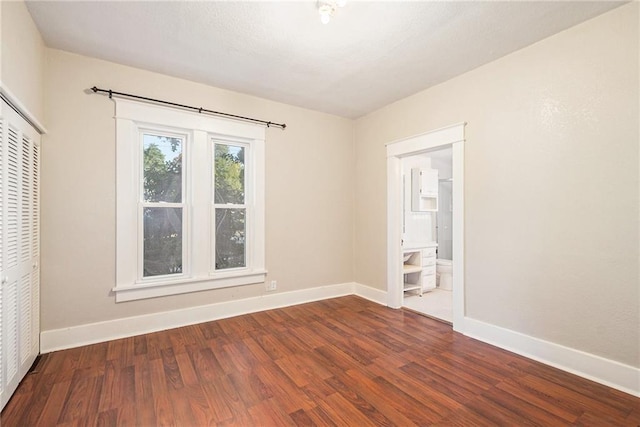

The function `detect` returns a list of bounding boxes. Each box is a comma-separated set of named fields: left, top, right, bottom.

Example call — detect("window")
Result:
left=114, top=99, right=266, bottom=302
left=213, top=142, right=246, bottom=270
left=142, top=132, right=185, bottom=278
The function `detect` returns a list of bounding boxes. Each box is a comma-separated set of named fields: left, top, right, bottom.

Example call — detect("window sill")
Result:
left=113, top=269, right=267, bottom=302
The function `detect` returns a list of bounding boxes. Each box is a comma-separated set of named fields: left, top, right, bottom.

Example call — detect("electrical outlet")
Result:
left=266, top=280, right=277, bottom=291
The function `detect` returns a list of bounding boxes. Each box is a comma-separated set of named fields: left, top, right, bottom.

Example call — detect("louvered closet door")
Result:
left=0, top=101, right=40, bottom=410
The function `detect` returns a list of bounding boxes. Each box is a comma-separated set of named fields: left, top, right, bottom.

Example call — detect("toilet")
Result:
left=436, top=259, right=453, bottom=290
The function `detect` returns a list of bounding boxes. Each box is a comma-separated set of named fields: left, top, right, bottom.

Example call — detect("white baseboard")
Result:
left=462, top=317, right=640, bottom=397
left=40, top=282, right=384, bottom=353
left=40, top=284, right=638, bottom=398
left=354, top=282, right=388, bottom=305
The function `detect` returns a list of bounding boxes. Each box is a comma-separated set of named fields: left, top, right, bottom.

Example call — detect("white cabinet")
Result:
left=0, top=101, right=40, bottom=410
left=421, top=247, right=437, bottom=292
left=411, top=168, right=438, bottom=212
left=403, top=246, right=438, bottom=296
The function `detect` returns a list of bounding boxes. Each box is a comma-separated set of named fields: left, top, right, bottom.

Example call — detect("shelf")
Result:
left=403, top=249, right=424, bottom=295
left=403, top=264, right=422, bottom=274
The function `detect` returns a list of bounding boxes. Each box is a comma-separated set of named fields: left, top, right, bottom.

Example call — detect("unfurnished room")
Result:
left=0, top=0, right=639, bottom=425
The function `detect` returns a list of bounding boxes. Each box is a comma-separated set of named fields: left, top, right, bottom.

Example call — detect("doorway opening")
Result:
left=401, top=147, right=453, bottom=322
left=386, top=123, right=465, bottom=331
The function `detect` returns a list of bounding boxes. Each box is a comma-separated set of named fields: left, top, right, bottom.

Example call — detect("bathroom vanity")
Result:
left=402, top=244, right=438, bottom=296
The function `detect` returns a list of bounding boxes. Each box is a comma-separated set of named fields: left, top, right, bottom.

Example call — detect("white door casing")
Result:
left=386, top=123, right=466, bottom=331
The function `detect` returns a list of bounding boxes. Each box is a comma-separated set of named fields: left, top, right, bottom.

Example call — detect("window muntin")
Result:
left=140, top=132, right=186, bottom=279
left=213, top=142, right=247, bottom=271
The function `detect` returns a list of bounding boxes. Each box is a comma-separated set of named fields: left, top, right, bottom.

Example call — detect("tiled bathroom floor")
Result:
left=403, top=288, right=452, bottom=323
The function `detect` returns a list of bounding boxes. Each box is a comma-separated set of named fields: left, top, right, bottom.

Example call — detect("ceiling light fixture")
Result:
left=317, top=0, right=346, bottom=25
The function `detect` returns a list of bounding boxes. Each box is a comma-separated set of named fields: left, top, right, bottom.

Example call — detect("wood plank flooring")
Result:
left=2, top=296, right=639, bottom=426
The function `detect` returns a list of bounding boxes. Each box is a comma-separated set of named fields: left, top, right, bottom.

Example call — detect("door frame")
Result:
left=386, top=123, right=466, bottom=331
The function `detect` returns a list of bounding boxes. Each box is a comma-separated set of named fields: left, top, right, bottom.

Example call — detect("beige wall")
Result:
left=41, top=49, right=354, bottom=330
left=1, top=1, right=45, bottom=121
left=355, top=4, right=639, bottom=367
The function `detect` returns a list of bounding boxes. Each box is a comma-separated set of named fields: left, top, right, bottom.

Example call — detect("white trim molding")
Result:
left=385, top=123, right=466, bottom=329
left=41, top=282, right=379, bottom=353
left=0, top=81, right=47, bottom=134
left=353, top=282, right=388, bottom=305
left=40, top=281, right=638, bottom=396
left=385, top=123, right=465, bottom=158
left=463, top=317, right=640, bottom=397
left=112, top=270, right=268, bottom=302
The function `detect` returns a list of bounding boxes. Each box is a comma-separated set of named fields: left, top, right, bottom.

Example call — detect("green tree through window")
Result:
left=143, top=135, right=183, bottom=277
left=214, top=144, right=246, bottom=270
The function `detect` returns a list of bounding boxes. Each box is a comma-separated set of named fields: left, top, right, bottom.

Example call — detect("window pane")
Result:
left=214, top=144, right=244, bottom=205
left=143, top=134, right=182, bottom=203
left=143, top=207, right=182, bottom=277
left=215, top=208, right=245, bottom=270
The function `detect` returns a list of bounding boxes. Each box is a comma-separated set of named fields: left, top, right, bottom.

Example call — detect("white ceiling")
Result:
left=26, top=1, right=624, bottom=118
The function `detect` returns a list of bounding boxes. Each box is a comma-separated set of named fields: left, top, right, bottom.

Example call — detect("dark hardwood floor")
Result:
left=2, top=296, right=638, bottom=426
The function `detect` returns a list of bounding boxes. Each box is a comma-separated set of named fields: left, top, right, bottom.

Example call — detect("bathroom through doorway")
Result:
left=401, top=147, right=453, bottom=322
left=385, top=123, right=466, bottom=331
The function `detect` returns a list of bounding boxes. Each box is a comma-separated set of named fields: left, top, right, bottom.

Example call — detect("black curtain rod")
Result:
left=90, top=86, right=286, bottom=130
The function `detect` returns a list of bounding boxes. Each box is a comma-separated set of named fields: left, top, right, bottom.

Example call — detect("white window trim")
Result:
left=114, top=99, right=266, bottom=302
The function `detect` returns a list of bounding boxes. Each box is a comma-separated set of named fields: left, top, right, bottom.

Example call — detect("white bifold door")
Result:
left=0, top=99, right=40, bottom=410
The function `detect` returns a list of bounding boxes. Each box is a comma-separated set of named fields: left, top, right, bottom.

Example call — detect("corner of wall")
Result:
left=0, top=0, right=46, bottom=124
left=350, top=118, right=358, bottom=285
